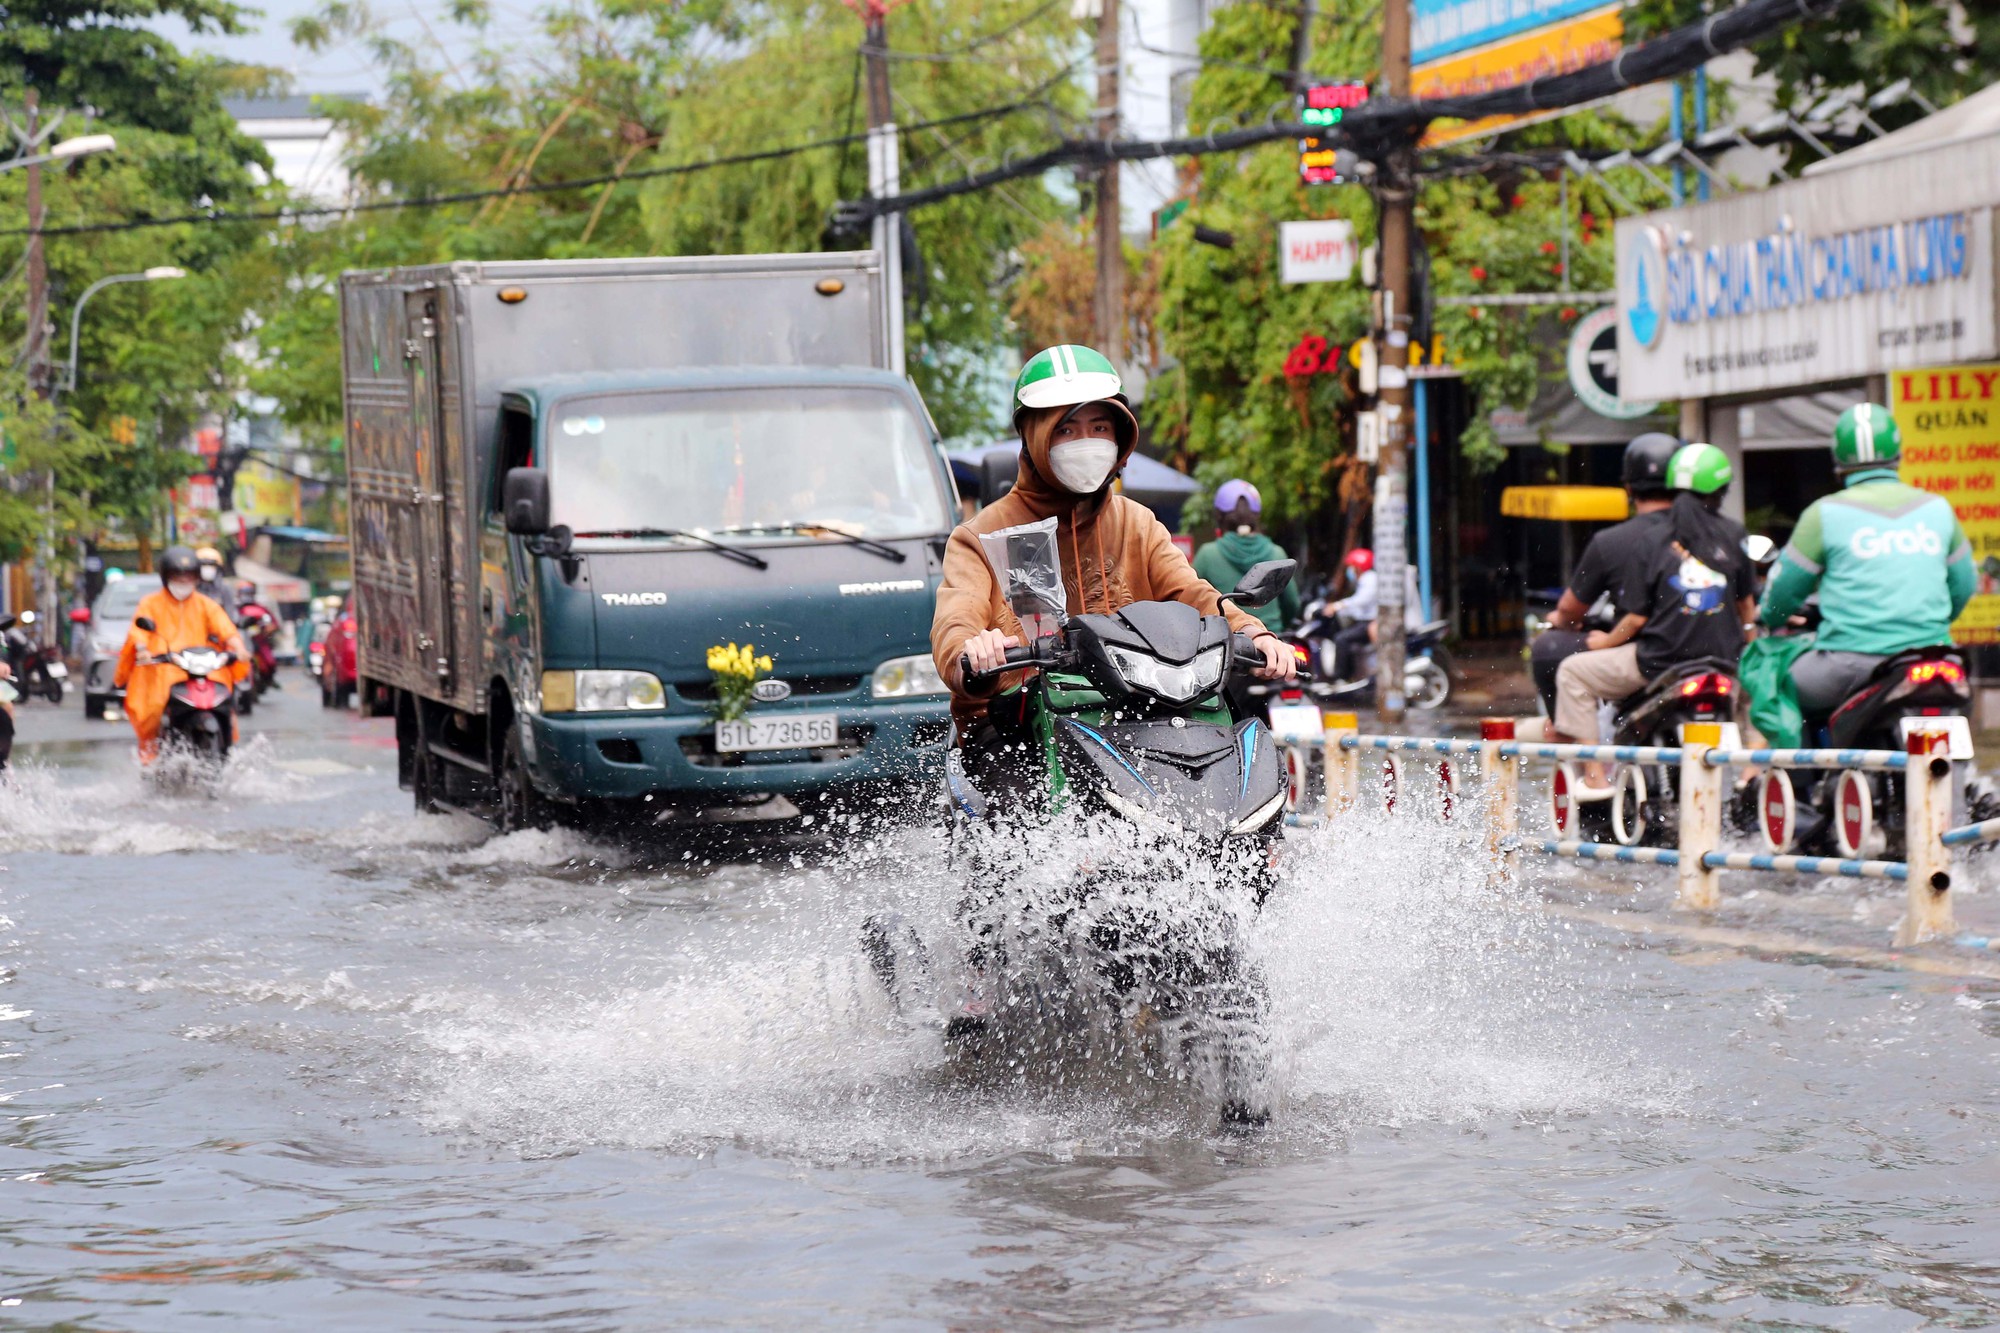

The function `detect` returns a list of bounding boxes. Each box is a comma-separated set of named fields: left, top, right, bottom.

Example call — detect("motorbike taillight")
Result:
left=1906, top=660, right=1965, bottom=687
left=1679, top=672, right=1733, bottom=698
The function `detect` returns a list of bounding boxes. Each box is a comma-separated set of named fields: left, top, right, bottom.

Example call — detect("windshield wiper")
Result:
left=717, top=523, right=908, bottom=563
left=572, top=528, right=769, bottom=570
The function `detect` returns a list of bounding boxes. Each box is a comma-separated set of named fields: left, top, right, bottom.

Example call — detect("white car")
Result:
left=79, top=579, right=151, bottom=719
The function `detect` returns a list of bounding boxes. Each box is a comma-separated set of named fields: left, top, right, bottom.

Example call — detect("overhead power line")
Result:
left=834, top=0, right=1846, bottom=224
left=1, top=88, right=1065, bottom=239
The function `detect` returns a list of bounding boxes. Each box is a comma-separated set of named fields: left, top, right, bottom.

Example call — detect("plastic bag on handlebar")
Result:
left=977, top=517, right=1066, bottom=641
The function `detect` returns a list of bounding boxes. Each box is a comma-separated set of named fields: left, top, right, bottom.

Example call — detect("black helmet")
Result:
left=1621, top=432, right=1682, bottom=494
left=157, top=546, right=201, bottom=584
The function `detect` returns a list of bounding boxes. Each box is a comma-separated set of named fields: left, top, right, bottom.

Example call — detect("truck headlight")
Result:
left=872, top=653, right=946, bottom=699
left=541, top=669, right=665, bottom=713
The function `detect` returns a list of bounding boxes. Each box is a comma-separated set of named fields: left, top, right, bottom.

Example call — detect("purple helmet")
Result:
left=1214, top=479, right=1261, bottom=515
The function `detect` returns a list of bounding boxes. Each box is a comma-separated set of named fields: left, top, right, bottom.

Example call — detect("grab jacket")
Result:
left=931, top=406, right=1265, bottom=735
left=1759, top=470, right=1974, bottom=655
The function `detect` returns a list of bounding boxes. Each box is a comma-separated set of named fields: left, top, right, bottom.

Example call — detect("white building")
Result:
left=223, top=95, right=360, bottom=205
left=1120, top=0, right=1214, bottom=226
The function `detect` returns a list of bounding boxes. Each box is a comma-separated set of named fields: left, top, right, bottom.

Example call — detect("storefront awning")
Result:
left=1499, top=485, right=1630, bottom=521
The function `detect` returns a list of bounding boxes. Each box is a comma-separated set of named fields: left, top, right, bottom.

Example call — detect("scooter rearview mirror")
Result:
left=1230, top=559, right=1297, bottom=608
left=134, top=617, right=156, bottom=633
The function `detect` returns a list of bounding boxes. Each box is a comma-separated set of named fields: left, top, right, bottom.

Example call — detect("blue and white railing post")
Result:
left=1898, top=723, right=1956, bottom=946
left=1677, top=722, right=1724, bottom=910
left=1325, top=711, right=1360, bottom=817
left=1479, top=717, right=1520, bottom=876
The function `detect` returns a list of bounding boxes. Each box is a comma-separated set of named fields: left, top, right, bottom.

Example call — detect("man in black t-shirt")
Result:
left=1532, top=433, right=1680, bottom=720
left=1554, top=443, right=1755, bottom=792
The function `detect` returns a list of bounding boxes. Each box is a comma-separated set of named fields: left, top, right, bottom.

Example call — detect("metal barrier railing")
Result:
left=1290, top=712, right=1973, bottom=946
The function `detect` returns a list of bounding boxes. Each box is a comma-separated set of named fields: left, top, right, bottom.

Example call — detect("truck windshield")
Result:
left=549, top=386, right=950, bottom=541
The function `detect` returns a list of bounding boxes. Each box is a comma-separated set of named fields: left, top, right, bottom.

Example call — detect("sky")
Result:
left=155, top=0, right=549, bottom=94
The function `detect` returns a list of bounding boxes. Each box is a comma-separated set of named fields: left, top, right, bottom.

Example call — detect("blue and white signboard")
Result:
left=1615, top=133, right=2000, bottom=401
left=1413, top=0, right=1609, bottom=65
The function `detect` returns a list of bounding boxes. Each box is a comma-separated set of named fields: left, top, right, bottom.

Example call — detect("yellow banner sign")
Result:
left=1413, top=6, right=1624, bottom=147
left=1891, top=363, right=2000, bottom=643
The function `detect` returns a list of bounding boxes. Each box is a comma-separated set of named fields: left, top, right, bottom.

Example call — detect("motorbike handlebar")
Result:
left=960, top=642, right=1047, bottom=688
left=1231, top=632, right=1312, bottom=682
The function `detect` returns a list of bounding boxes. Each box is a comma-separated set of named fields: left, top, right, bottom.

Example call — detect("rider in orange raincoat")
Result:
left=114, top=547, right=249, bottom=762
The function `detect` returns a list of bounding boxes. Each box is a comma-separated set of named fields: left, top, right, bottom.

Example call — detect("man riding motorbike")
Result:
left=931, top=344, right=1294, bottom=785
left=1756, top=403, right=1973, bottom=717
left=1554, top=443, right=1755, bottom=794
left=194, top=546, right=239, bottom=620
left=113, top=547, right=249, bottom=763
left=1192, top=480, right=1301, bottom=636
left=1534, top=431, right=1680, bottom=720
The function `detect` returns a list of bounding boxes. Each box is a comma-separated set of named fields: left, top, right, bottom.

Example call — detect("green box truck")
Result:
left=340, top=253, right=955, bottom=830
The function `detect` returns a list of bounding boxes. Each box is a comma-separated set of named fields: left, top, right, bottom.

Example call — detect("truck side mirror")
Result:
left=1229, top=558, right=1296, bottom=608
left=503, top=467, right=551, bottom=535
left=979, top=452, right=1018, bottom=508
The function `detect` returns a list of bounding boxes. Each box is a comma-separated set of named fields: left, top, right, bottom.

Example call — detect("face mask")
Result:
left=199, top=566, right=218, bottom=582
left=1047, top=438, right=1120, bottom=494
left=168, top=581, right=196, bottom=601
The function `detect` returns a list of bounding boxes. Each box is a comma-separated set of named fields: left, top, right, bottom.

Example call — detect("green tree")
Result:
left=269, top=0, right=1084, bottom=442
left=3, top=0, right=281, bottom=565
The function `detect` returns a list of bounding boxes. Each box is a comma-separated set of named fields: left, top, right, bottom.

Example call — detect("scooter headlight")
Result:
left=1104, top=644, right=1223, bottom=704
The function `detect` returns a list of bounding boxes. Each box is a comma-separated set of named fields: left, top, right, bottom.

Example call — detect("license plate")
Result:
left=1900, top=715, right=1973, bottom=759
left=715, top=712, right=839, bottom=753
left=1268, top=701, right=1326, bottom=743
left=45, top=662, right=66, bottom=678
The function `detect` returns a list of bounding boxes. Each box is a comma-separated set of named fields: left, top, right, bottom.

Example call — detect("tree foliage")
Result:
left=262, top=0, right=1084, bottom=442
left=2, top=0, right=279, bottom=561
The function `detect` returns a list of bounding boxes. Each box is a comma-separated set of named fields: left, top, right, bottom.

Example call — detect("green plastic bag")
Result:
left=1739, top=633, right=1815, bottom=749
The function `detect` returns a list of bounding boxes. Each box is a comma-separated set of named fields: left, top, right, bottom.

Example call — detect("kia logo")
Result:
left=751, top=679, right=792, bottom=702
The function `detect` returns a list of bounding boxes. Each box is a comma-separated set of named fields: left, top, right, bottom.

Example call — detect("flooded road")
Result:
left=3, top=677, right=1999, bottom=1329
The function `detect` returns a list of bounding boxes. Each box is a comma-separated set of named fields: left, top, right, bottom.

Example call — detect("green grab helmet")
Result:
left=1665, top=442, right=1732, bottom=495
left=1012, top=344, right=1124, bottom=426
left=1832, top=402, right=1902, bottom=471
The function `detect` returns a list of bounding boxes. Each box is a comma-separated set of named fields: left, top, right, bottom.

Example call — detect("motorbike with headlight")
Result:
left=869, top=558, right=1300, bottom=1129
left=131, top=615, right=239, bottom=767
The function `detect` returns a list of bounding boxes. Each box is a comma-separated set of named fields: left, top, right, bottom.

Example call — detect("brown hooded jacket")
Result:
left=930, top=402, right=1266, bottom=736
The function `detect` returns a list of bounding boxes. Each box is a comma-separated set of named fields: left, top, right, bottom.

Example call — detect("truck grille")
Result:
left=673, top=674, right=864, bottom=703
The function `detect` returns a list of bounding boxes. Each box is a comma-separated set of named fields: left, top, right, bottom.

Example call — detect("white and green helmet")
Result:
left=1666, top=441, right=1733, bottom=495
left=1012, top=344, right=1125, bottom=425
left=1832, top=402, right=1902, bottom=471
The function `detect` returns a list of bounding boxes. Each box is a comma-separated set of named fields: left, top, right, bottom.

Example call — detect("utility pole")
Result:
left=22, top=90, right=59, bottom=635
left=24, top=91, right=48, bottom=399
left=1093, top=0, right=1123, bottom=362
left=1288, top=0, right=1318, bottom=91
left=1373, top=0, right=1415, bottom=721
left=860, top=3, right=905, bottom=375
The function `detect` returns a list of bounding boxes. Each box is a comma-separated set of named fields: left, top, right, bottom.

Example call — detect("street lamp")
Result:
left=62, top=267, right=188, bottom=397
left=0, top=132, right=116, bottom=173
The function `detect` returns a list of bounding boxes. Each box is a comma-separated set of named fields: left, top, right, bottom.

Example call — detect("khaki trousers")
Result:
left=1554, top=643, right=1645, bottom=742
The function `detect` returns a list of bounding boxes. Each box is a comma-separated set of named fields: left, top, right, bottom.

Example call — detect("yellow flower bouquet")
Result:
left=705, top=641, right=775, bottom=723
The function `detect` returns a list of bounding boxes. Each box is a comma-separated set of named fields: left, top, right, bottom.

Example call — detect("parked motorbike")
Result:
left=131, top=616, right=238, bottom=768
left=2, top=612, right=67, bottom=704
left=1307, top=620, right=1454, bottom=711
left=866, top=559, right=1300, bottom=1129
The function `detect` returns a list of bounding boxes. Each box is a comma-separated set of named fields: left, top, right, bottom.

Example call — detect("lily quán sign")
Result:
left=1615, top=135, right=2000, bottom=401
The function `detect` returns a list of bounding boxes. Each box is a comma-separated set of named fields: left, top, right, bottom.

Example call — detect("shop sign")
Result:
left=1414, top=6, right=1622, bottom=146
left=1891, top=362, right=2000, bottom=643
left=1565, top=306, right=1657, bottom=419
left=1280, top=220, right=1358, bottom=284
left=1615, top=135, right=2000, bottom=400
left=1413, top=0, right=1608, bottom=65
